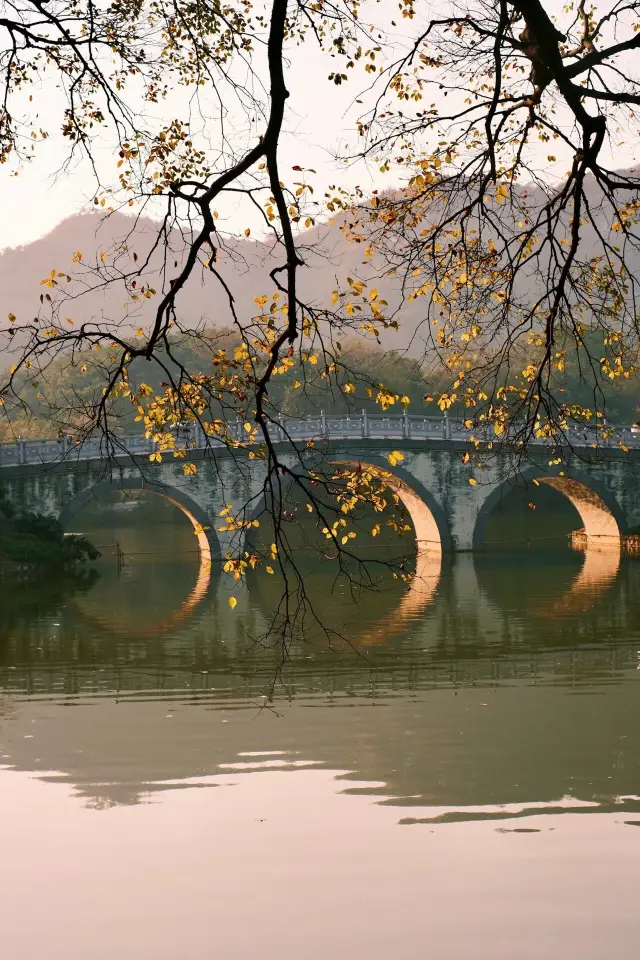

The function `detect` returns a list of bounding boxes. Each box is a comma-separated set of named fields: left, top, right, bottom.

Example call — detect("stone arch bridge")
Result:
left=1, top=412, right=640, bottom=560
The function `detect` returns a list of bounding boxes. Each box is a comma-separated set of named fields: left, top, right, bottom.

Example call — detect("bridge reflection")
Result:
left=1, top=544, right=639, bottom=810
left=68, top=550, right=214, bottom=640
left=0, top=546, right=632, bottom=691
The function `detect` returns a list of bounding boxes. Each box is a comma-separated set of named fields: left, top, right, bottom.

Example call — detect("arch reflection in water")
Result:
left=69, top=550, right=213, bottom=640
left=66, top=489, right=214, bottom=640
left=356, top=552, right=441, bottom=646
left=474, top=545, right=621, bottom=620
left=246, top=459, right=444, bottom=647
left=2, top=555, right=640, bottom=813
left=544, top=544, right=621, bottom=618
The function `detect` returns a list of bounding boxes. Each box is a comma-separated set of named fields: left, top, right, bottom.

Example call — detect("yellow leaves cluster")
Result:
left=40, top=269, right=70, bottom=288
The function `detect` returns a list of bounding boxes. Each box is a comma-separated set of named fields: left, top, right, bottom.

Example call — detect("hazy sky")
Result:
left=0, top=29, right=381, bottom=250
left=0, top=0, right=636, bottom=251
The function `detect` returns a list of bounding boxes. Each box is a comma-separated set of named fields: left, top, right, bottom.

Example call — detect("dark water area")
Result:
left=1, top=495, right=639, bottom=958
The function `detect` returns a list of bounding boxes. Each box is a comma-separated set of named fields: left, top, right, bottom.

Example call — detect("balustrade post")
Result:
left=278, top=412, right=284, bottom=443
left=18, top=439, right=27, bottom=465
left=320, top=409, right=327, bottom=439
left=362, top=409, right=368, bottom=439
left=402, top=408, right=409, bottom=439
left=444, top=413, right=451, bottom=440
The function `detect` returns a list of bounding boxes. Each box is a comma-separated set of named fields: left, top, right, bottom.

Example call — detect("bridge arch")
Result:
left=242, top=456, right=451, bottom=554
left=59, top=478, right=220, bottom=562
left=328, top=456, right=451, bottom=554
left=472, top=467, right=625, bottom=551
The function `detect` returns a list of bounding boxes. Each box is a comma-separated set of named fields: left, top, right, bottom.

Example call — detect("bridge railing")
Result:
left=1, top=411, right=640, bottom=467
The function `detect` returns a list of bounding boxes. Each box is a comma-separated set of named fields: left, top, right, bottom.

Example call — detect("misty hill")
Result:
left=0, top=171, right=638, bottom=364
left=0, top=207, right=420, bottom=353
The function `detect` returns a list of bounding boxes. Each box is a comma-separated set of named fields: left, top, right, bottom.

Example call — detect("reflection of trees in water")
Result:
left=0, top=571, right=98, bottom=644
left=4, top=661, right=640, bottom=814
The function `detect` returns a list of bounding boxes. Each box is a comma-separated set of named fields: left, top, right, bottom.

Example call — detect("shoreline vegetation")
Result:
left=0, top=495, right=99, bottom=578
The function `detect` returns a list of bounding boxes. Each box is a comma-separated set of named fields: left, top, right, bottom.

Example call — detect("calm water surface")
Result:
left=1, top=506, right=640, bottom=959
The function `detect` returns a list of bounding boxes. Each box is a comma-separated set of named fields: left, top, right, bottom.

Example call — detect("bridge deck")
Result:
left=1, top=413, right=638, bottom=469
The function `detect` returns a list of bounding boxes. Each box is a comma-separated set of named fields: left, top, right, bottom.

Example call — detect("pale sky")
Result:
left=0, top=27, right=384, bottom=249
left=0, top=0, right=637, bottom=251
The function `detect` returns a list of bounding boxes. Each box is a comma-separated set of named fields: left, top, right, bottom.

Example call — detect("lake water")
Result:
left=1, top=504, right=640, bottom=959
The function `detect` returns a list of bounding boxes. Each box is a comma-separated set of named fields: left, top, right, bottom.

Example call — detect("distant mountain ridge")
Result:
left=0, top=207, right=415, bottom=352
left=1, top=171, right=638, bottom=362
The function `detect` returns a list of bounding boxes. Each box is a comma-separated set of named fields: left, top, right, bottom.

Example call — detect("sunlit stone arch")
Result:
left=242, top=457, right=448, bottom=645
left=327, top=456, right=452, bottom=555
left=58, top=477, right=221, bottom=563
left=472, top=467, right=625, bottom=552
left=241, top=456, right=451, bottom=555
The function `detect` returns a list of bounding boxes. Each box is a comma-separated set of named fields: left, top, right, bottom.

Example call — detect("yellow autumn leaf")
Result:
left=183, top=463, right=197, bottom=476
left=265, top=565, right=275, bottom=575
left=7, top=313, right=15, bottom=322
left=386, top=450, right=405, bottom=467
left=228, top=596, right=238, bottom=610
left=468, top=477, right=477, bottom=486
